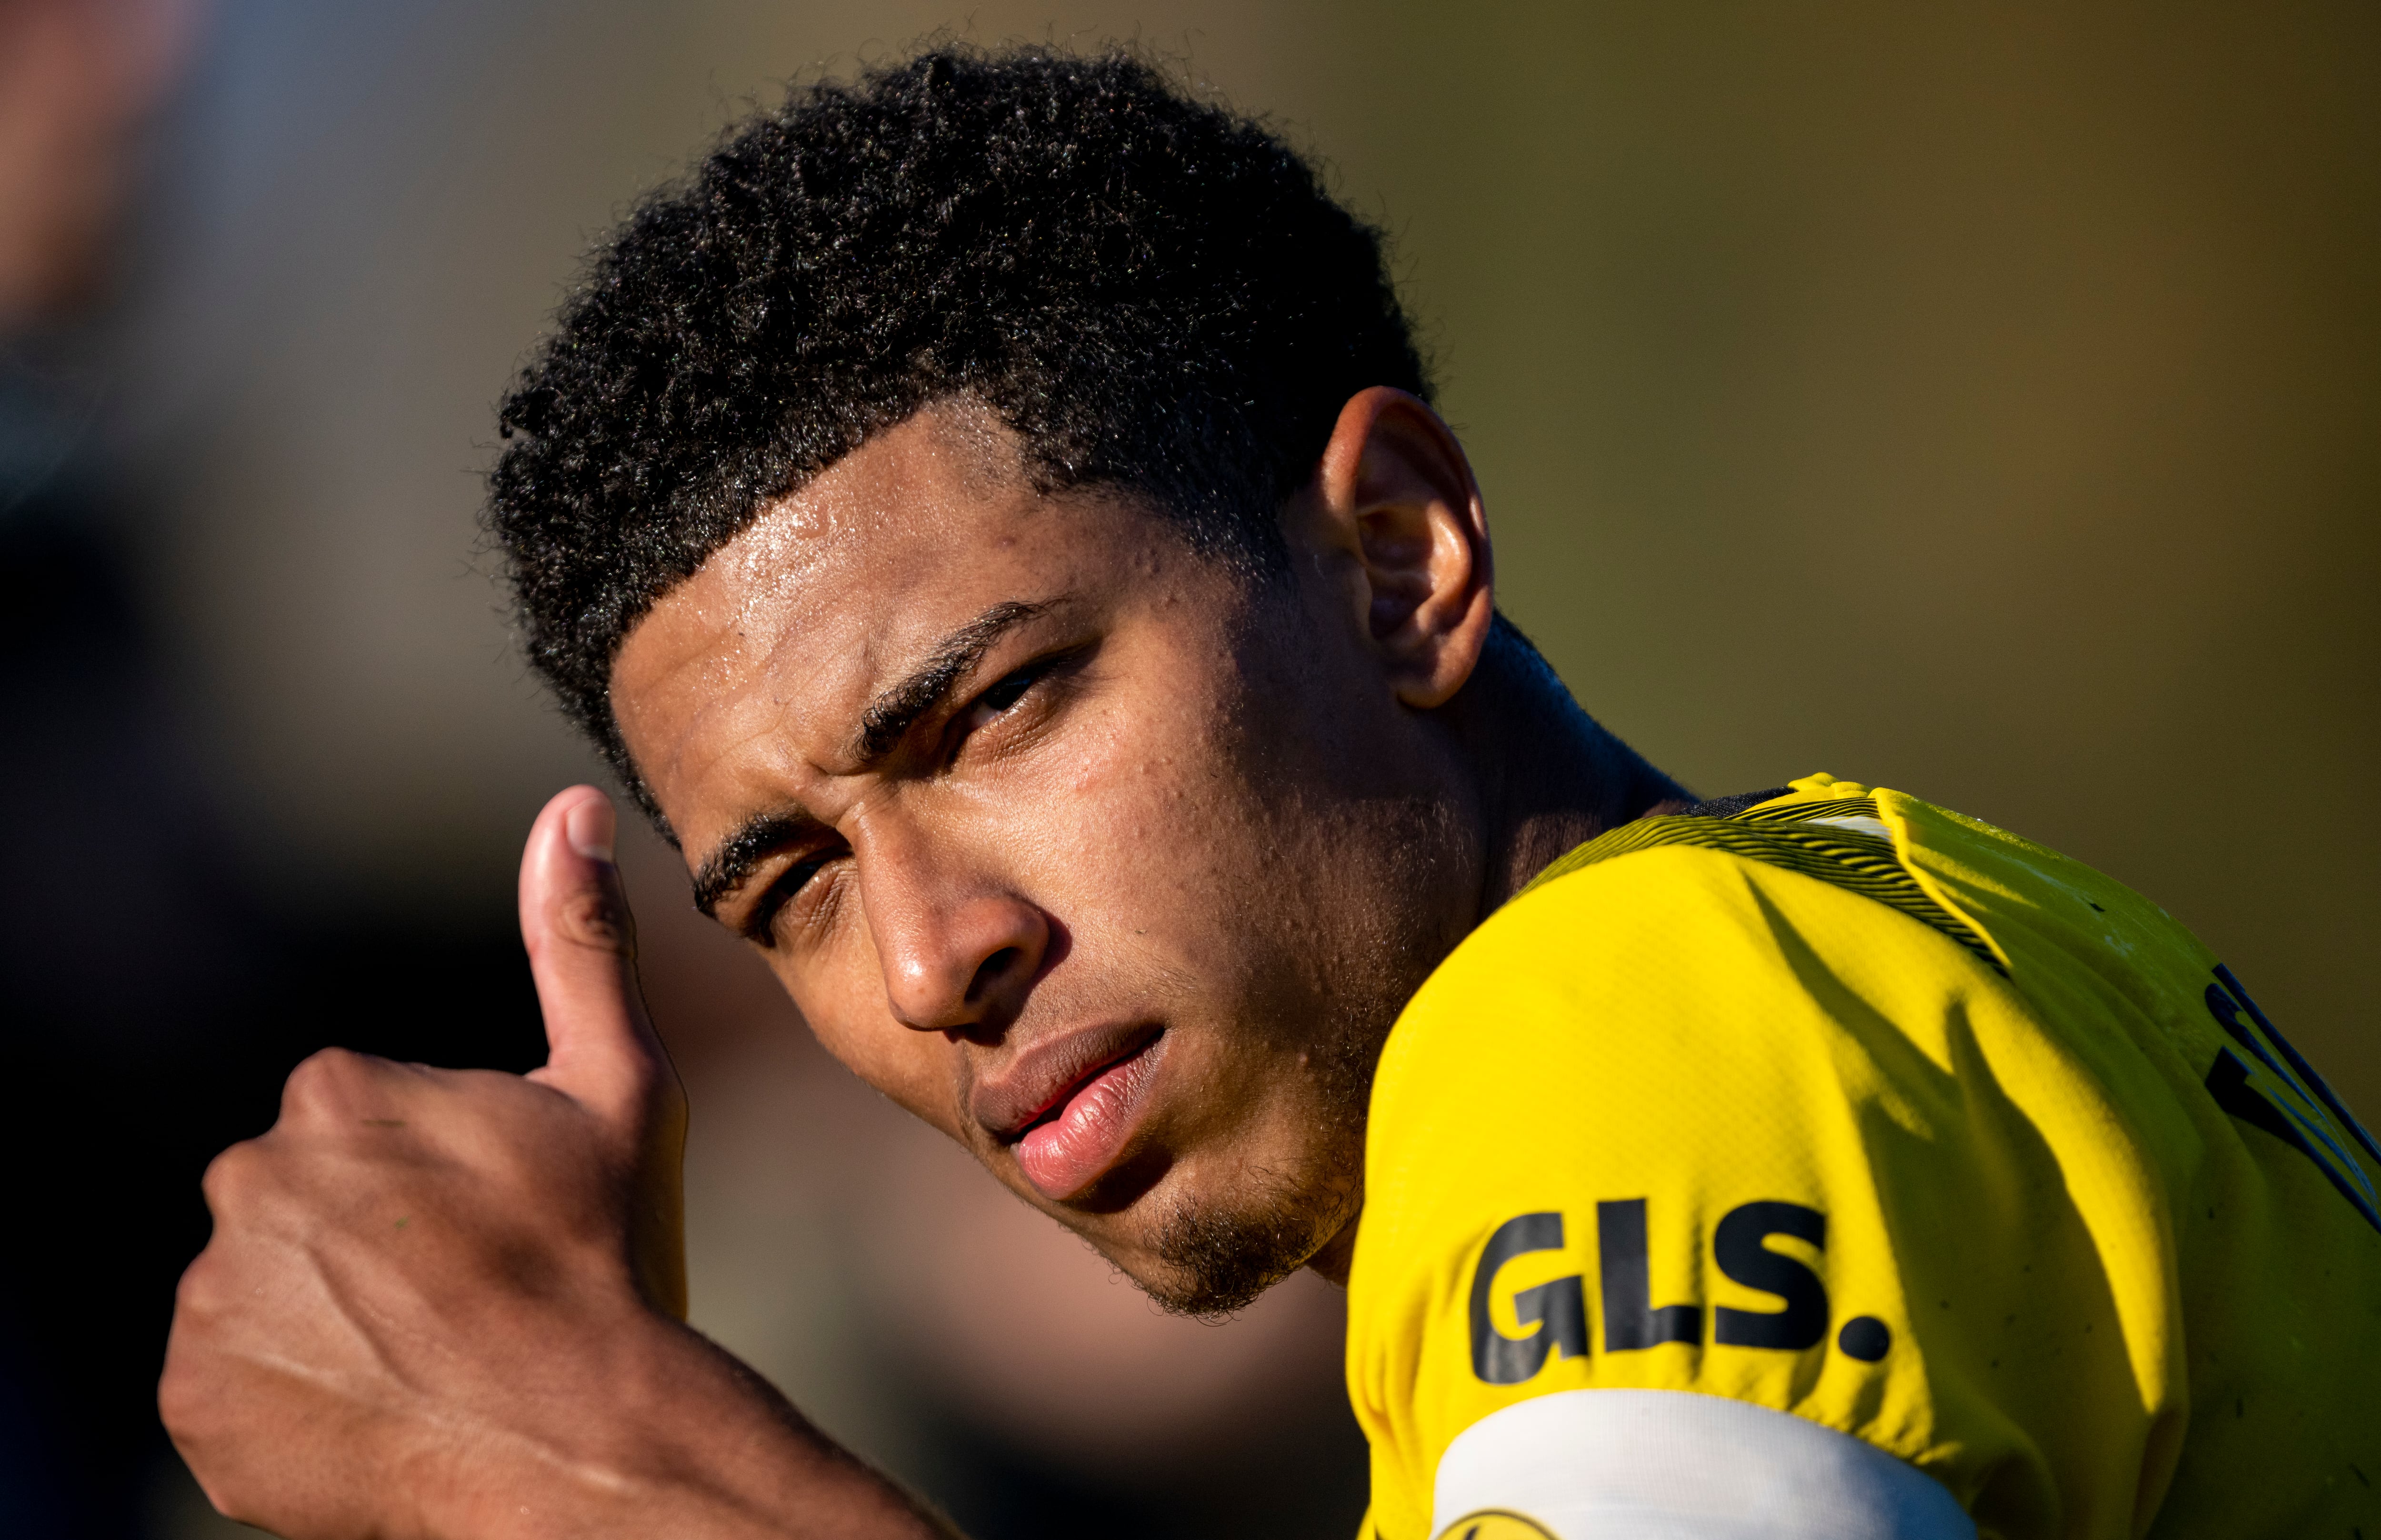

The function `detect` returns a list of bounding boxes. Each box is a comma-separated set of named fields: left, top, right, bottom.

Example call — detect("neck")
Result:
left=1454, top=618, right=1690, bottom=918
left=1303, top=619, right=1689, bottom=1292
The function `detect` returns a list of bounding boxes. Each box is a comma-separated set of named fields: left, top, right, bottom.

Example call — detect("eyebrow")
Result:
left=852, top=599, right=1049, bottom=761
left=688, top=598, right=1051, bottom=920
left=691, top=812, right=816, bottom=919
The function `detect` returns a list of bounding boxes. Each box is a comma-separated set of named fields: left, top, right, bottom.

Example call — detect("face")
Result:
left=611, top=401, right=1485, bottom=1312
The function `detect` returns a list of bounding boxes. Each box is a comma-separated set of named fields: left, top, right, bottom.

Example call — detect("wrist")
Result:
left=430, top=1303, right=945, bottom=1540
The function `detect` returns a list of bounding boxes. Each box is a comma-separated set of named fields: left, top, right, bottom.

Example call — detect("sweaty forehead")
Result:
left=609, top=404, right=1148, bottom=817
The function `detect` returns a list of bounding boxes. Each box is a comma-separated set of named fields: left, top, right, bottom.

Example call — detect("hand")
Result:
left=160, top=787, right=946, bottom=1539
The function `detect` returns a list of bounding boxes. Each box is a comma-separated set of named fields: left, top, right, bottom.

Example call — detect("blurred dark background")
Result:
left=2, top=2, right=2373, bottom=1536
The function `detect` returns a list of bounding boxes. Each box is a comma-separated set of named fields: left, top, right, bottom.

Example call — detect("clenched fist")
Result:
left=160, top=787, right=947, bottom=1540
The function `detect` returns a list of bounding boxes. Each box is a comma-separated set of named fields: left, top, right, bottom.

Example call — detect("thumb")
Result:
left=520, top=785, right=691, bottom=1319
left=518, top=785, right=672, bottom=1131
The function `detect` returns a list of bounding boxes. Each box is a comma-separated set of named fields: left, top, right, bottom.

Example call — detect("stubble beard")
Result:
left=1136, top=1012, right=1380, bottom=1320
left=1125, top=712, right=1474, bottom=1319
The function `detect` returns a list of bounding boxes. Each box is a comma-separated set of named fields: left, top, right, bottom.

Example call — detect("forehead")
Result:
left=609, top=404, right=1172, bottom=815
left=659, top=403, right=1029, bottom=651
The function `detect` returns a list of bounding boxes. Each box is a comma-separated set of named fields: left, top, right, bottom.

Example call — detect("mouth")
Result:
left=982, top=1025, right=1167, bottom=1200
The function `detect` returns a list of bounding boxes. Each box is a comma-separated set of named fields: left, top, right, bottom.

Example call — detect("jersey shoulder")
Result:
left=1347, top=776, right=2194, bottom=1540
left=1366, top=774, right=2019, bottom=1216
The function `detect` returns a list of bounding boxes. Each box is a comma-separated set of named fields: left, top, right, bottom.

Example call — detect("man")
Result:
left=161, top=46, right=2380, bottom=1540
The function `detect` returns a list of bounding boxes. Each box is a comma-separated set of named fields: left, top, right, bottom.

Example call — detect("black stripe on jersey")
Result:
left=1675, top=787, right=1792, bottom=820
left=1519, top=790, right=2005, bottom=975
left=2206, top=1050, right=2381, bottom=1234
left=1731, top=796, right=1885, bottom=825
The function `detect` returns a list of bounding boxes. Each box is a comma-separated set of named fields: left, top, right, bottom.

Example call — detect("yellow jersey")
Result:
left=1347, top=775, right=2381, bottom=1540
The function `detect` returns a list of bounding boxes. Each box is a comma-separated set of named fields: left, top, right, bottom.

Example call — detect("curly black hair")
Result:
left=487, top=44, right=1431, bottom=804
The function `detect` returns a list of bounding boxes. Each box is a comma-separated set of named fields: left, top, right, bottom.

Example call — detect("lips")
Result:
left=972, top=1022, right=1165, bottom=1200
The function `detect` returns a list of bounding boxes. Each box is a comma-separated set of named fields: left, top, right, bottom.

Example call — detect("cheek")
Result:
left=1068, top=697, right=1272, bottom=925
left=769, top=951, right=960, bottom=1138
left=1040, top=676, right=1240, bottom=860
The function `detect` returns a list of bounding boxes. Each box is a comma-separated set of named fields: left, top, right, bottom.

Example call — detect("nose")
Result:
left=857, top=819, right=1050, bottom=1036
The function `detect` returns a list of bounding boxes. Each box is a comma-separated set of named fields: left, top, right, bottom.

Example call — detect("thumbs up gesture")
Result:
left=514, top=786, right=690, bottom=1319
left=161, top=789, right=946, bottom=1539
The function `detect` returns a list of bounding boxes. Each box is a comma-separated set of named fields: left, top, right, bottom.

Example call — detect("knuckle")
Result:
left=160, top=1281, right=238, bottom=1448
left=280, top=1045, right=393, bottom=1123
left=156, top=1374, right=200, bottom=1444
left=157, top=1337, right=208, bottom=1431
left=199, top=1140, right=262, bottom=1211
left=280, top=1047, right=349, bottom=1110
left=171, top=1250, right=218, bottom=1320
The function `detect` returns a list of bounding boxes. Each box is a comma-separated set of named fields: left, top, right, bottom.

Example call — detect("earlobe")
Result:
left=1310, top=387, right=1497, bottom=710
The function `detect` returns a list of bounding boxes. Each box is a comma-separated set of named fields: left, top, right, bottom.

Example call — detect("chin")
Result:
left=1118, top=1164, right=1356, bottom=1320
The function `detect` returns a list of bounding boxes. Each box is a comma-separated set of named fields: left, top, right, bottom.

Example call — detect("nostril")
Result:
left=968, top=945, right=1023, bottom=1003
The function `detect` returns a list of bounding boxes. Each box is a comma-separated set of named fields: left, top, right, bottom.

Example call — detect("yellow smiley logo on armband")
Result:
left=1435, top=1510, right=1558, bottom=1540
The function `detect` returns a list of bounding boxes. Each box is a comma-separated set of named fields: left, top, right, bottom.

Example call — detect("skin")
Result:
left=160, top=387, right=1686, bottom=1537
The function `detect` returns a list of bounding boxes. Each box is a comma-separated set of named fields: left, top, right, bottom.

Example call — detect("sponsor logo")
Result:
left=1468, top=1200, right=1891, bottom=1384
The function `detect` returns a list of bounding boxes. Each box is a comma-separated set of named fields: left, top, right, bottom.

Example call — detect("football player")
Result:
left=163, top=47, right=2380, bottom=1540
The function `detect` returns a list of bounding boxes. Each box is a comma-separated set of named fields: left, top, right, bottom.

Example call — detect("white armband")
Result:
left=1431, top=1389, right=1974, bottom=1540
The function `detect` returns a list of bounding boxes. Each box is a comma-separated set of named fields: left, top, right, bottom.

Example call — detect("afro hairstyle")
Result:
left=487, top=43, right=1432, bottom=809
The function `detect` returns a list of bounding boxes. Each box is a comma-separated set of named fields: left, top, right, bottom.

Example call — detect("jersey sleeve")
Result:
left=1344, top=842, right=2177, bottom=1540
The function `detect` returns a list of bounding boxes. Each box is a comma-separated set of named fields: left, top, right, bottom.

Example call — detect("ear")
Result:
left=1295, top=386, right=1496, bottom=710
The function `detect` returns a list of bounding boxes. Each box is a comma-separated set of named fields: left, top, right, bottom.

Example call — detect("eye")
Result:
left=976, top=666, right=1036, bottom=714
left=745, top=853, right=836, bottom=943
left=953, top=660, right=1047, bottom=743
left=945, top=641, right=1093, bottom=765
